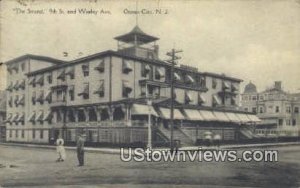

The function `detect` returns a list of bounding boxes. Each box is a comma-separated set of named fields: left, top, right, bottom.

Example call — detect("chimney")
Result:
left=274, top=81, right=282, bottom=90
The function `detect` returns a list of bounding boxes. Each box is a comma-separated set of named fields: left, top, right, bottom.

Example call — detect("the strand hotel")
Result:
left=4, top=25, right=260, bottom=146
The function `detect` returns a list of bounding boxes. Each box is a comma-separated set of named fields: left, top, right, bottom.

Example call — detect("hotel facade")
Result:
left=5, top=26, right=260, bottom=146
left=241, top=81, right=300, bottom=137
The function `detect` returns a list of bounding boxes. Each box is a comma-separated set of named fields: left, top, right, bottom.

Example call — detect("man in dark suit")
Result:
left=76, top=133, right=86, bottom=166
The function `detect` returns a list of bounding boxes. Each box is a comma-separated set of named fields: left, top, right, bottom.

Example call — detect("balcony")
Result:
left=50, top=100, right=67, bottom=108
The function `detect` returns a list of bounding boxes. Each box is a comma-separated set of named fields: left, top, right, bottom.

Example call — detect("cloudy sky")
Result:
left=1, top=0, right=300, bottom=92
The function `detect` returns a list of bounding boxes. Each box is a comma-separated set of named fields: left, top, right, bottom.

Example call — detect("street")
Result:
left=0, top=145, right=300, bottom=187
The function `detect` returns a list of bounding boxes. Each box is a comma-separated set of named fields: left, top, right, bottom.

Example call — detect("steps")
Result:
left=158, top=126, right=194, bottom=146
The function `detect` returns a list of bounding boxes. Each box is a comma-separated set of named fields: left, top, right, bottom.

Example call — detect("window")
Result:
left=47, top=73, right=52, bottom=84
left=32, top=130, right=36, bottom=139
left=94, top=60, right=105, bottom=73
left=16, top=130, right=18, bottom=138
left=40, top=130, right=44, bottom=139
left=259, top=107, right=264, bottom=113
left=286, top=119, right=291, bottom=126
left=9, top=130, right=12, bottom=138
left=94, top=80, right=104, bottom=97
left=275, top=106, right=280, bottom=113
left=294, top=107, right=299, bottom=114
left=32, top=91, right=36, bottom=105
left=252, top=96, right=257, bottom=101
left=21, top=63, right=25, bottom=71
left=78, top=83, right=89, bottom=99
left=286, top=106, right=291, bottom=113
left=82, top=64, right=89, bottom=77
left=21, top=130, right=24, bottom=138
left=122, top=80, right=132, bottom=98
left=69, top=85, right=75, bottom=101
left=122, top=60, right=133, bottom=74
left=292, top=119, right=296, bottom=126
left=259, top=95, right=264, bottom=100
left=212, top=78, right=217, bottom=89
left=141, top=64, right=151, bottom=77
left=252, top=107, right=257, bottom=114
left=278, top=119, right=283, bottom=126
left=56, top=111, right=62, bottom=123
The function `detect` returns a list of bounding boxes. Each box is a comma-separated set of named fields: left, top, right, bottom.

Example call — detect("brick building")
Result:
left=5, top=25, right=260, bottom=146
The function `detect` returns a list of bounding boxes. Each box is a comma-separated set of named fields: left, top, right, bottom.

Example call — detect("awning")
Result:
left=6, top=82, right=13, bottom=91
left=13, top=81, right=19, bottom=90
left=159, top=108, right=185, bottom=120
left=35, top=75, right=44, bottom=85
left=155, top=67, right=165, bottom=78
left=17, top=113, right=25, bottom=122
left=143, top=64, right=151, bottom=74
left=36, top=111, right=44, bottom=121
left=19, top=79, right=25, bottom=89
left=247, top=114, right=261, bottom=122
left=12, top=113, right=19, bottom=122
left=225, top=112, right=240, bottom=122
left=213, top=95, right=222, bottom=105
left=18, top=95, right=25, bottom=105
left=28, top=111, right=36, bottom=122
left=28, top=76, right=36, bottom=85
left=65, top=67, right=75, bottom=76
left=131, top=104, right=158, bottom=116
left=185, top=91, right=193, bottom=103
left=199, top=110, right=217, bottom=121
left=232, top=83, right=239, bottom=92
left=5, top=113, right=12, bottom=122
left=43, top=111, right=53, bottom=121
left=36, top=91, right=44, bottom=102
left=213, top=111, right=231, bottom=122
left=236, top=113, right=252, bottom=123
left=123, top=60, right=132, bottom=72
left=78, top=84, right=89, bottom=96
left=186, top=75, right=195, bottom=84
left=184, top=109, right=204, bottom=121
left=223, top=81, right=230, bottom=89
left=94, top=60, right=105, bottom=72
left=174, top=72, right=181, bottom=81
left=123, top=81, right=132, bottom=94
left=198, top=93, right=206, bottom=104
left=94, top=81, right=104, bottom=95
left=57, top=69, right=65, bottom=79
left=44, top=90, right=52, bottom=101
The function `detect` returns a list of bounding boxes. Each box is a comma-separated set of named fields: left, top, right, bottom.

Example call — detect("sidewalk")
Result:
left=1, top=141, right=299, bottom=155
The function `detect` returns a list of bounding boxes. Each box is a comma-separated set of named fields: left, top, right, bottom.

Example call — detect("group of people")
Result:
left=55, top=133, right=86, bottom=166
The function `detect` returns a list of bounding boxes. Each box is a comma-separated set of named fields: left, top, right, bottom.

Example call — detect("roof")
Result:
left=244, top=81, right=257, bottom=93
left=114, top=25, right=159, bottom=44
left=26, top=50, right=171, bottom=76
left=5, top=54, right=65, bottom=65
left=202, top=72, right=243, bottom=82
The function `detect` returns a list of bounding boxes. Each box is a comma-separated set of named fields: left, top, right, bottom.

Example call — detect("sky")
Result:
left=1, top=0, right=300, bottom=93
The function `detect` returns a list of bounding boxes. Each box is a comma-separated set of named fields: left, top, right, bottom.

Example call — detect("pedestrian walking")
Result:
left=213, top=134, right=221, bottom=149
left=76, top=133, right=86, bottom=166
left=56, top=138, right=66, bottom=162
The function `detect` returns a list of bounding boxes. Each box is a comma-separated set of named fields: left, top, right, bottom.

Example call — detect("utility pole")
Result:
left=166, top=49, right=182, bottom=151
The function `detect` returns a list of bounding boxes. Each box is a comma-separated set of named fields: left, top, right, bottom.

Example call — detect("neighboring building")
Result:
left=5, top=25, right=259, bottom=146
left=0, top=90, right=6, bottom=141
left=241, top=81, right=300, bottom=137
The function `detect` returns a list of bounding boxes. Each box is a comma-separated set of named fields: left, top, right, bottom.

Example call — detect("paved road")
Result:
left=0, top=145, right=300, bottom=187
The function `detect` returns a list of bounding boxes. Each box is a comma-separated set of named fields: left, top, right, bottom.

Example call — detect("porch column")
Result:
left=93, top=106, right=101, bottom=122
left=72, top=109, right=79, bottom=123
left=83, top=108, right=89, bottom=122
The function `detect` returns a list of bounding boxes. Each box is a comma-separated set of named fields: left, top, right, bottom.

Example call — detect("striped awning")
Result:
left=131, top=104, right=158, bottom=116
left=159, top=108, right=185, bottom=120
left=44, top=90, right=52, bottom=101
left=19, top=79, right=25, bottom=89
left=95, top=60, right=105, bottom=72
left=78, top=84, right=89, bottom=96
left=17, top=113, right=25, bottom=122
left=225, top=112, right=240, bottom=122
left=5, top=113, right=12, bottom=122
left=186, top=75, right=195, bottom=84
left=236, top=113, right=252, bottom=123
left=198, top=93, right=206, bottom=104
left=43, top=111, right=53, bottom=121
left=185, top=91, right=193, bottom=103
left=184, top=109, right=204, bottom=121
left=12, top=113, right=19, bottom=122
left=28, top=111, right=36, bottom=122
left=36, top=111, right=44, bottom=121
left=199, top=110, right=217, bottom=121
left=174, top=72, right=181, bottom=81
left=213, top=111, right=231, bottom=122
left=18, top=95, right=25, bottom=105
left=247, top=114, right=261, bottom=122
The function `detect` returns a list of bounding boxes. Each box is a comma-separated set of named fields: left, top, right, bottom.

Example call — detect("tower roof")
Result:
left=114, top=25, right=159, bottom=44
left=244, top=81, right=257, bottom=93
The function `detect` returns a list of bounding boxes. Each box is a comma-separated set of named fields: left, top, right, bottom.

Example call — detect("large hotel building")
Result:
left=4, top=26, right=260, bottom=146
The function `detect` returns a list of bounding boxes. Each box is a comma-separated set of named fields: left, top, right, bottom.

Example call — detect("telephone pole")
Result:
left=166, top=49, right=182, bottom=151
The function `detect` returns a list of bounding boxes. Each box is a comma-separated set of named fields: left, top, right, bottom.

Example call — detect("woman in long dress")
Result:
left=56, top=138, right=66, bottom=162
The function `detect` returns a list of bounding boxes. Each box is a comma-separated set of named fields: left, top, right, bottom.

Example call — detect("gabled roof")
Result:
left=5, top=54, right=65, bottom=65
left=114, top=25, right=159, bottom=44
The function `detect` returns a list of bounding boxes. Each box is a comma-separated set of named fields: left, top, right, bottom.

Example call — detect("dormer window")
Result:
left=122, top=60, right=132, bottom=74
